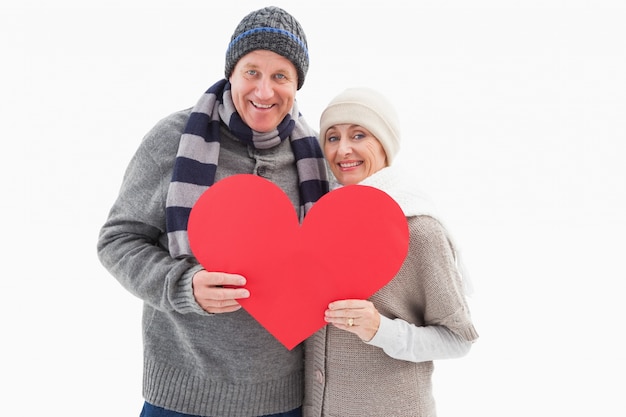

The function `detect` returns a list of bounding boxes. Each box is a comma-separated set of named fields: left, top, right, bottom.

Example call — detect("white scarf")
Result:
left=338, top=165, right=474, bottom=295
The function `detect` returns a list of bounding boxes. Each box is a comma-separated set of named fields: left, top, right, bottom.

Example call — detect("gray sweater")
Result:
left=97, top=108, right=304, bottom=416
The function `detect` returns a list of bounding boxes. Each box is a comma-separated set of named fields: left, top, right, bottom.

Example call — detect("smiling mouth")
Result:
left=338, top=161, right=363, bottom=168
left=252, top=101, right=273, bottom=109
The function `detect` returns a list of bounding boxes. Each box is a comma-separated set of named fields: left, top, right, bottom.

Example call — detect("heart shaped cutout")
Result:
left=188, top=174, right=408, bottom=350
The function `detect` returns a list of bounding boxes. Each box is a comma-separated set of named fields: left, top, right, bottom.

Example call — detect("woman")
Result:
left=303, top=87, right=478, bottom=417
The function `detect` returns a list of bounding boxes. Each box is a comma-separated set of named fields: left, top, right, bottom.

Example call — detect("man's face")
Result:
left=229, top=50, right=298, bottom=133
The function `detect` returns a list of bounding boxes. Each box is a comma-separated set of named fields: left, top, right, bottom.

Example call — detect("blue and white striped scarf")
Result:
left=165, top=79, right=329, bottom=257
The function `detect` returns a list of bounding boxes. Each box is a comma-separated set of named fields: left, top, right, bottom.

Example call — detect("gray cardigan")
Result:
left=97, top=108, right=304, bottom=416
left=303, top=214, right=479, bottom=417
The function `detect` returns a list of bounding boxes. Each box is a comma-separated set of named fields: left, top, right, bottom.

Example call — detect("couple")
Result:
left=97, top=6, right=478, bottom=417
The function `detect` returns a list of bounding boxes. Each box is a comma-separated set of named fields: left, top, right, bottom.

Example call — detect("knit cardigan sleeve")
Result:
left=96, top=109, right=207, bottom=315
left=368, top=214, right=479, bottom=360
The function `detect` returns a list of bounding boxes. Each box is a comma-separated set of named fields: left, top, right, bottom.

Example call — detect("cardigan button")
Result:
left=315, top=369, right=324, bottom=383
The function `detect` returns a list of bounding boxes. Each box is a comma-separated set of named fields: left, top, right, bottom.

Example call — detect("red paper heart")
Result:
left=188, top=174, right=408, bottom=350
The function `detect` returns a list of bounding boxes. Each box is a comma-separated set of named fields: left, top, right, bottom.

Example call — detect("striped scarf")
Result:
left=165, top=79, right=329, bottom=257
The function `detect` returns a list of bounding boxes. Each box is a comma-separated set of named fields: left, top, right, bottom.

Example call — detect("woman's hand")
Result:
left=325, top=299, right=381, bottom=342
left=192, top=270, right=250, bottom=313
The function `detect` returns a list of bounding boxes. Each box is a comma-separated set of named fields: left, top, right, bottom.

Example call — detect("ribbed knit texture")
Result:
left=144, top=358, right=302, bottom=416
left=225, top=6, right=309, bottom=89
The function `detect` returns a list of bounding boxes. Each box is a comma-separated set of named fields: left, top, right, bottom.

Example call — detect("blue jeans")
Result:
left=140, top=402, right=302, bottom=417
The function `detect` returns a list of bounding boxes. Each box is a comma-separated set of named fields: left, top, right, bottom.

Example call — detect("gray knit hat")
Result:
left=319, top=87, right=401, bottom=166
left=225, top=6, right=309, bottom=90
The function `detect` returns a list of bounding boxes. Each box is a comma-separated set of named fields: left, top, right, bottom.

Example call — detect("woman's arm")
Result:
left=366, top=315, right=472, bottom=362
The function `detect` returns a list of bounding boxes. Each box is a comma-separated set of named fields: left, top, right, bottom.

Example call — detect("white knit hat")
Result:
left=319, top=87, right=401, bottom=165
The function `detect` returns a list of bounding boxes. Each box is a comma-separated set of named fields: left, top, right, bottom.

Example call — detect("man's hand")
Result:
left=192, top=270, right=250, bottom=313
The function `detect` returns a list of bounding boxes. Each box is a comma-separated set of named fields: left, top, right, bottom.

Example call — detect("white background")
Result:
left=2, top=0, right=625, bottom=416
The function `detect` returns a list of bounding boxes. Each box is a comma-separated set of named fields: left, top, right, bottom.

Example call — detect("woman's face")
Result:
left=229, top=50, right=298, bottom=133
left=323, top=124, right=387, bottom=185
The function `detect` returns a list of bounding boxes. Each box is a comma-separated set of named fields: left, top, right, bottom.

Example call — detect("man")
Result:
left=97, top=6, right=328, bottom=417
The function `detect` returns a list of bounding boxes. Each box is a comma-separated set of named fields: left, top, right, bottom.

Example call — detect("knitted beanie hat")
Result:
left=319, top=87, right=401, bottom=165
left=225, top=6, right=309, bottom=90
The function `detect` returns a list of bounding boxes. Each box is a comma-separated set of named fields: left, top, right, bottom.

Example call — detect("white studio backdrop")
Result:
left=2, top=0, right=625, bottom=416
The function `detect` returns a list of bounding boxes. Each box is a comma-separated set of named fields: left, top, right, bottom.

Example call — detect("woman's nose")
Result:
left=338, top=141, right=352, bottom=156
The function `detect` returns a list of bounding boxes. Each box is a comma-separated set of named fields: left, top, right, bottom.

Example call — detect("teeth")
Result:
left=339, top=161, right=361, bottom=168
left=252, top=101, right=272, bottom=109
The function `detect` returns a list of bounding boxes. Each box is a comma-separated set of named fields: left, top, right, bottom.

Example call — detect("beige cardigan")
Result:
left=303, top=168, right=478, bottom=417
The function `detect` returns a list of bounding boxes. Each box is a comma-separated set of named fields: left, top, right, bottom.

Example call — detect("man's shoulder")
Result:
left=140, top=107, right=192, bottom=151
left=152, top=107, right=193, bottom=135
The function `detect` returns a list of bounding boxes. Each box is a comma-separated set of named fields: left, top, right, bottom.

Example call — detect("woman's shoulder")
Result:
left=407, top=215, right=449, bottom=245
